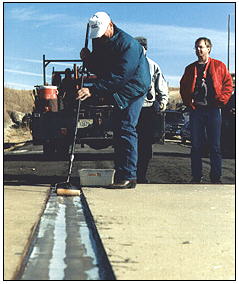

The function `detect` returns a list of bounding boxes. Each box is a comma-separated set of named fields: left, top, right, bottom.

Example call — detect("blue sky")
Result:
left=4, top=2, right=235, bottom=89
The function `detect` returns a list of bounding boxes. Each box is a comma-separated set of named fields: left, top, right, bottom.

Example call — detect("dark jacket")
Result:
left=180, top=57, right=233, bottom=109
left=84, top=25, right=151, bottom=109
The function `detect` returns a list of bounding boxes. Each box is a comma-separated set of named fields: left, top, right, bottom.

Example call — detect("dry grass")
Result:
left=4, top=87, right=35, bottom=125
left=4, top=87, right=35, bottom=112
left=4, top=87, right=34, bottom=144
left=168, top=88, right=182, bottom=110
left=4, top=127, right=32, bottom=144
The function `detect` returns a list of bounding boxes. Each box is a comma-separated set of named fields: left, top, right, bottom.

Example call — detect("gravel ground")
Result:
left=4, top=139, right=235, bottom=185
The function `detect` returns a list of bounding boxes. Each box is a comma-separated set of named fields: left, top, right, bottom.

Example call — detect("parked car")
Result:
left=221, top=91, right=235, bottom=158
left=165, top=110, right=185, bottom=139
left=180, top=121, right=190, bottom=144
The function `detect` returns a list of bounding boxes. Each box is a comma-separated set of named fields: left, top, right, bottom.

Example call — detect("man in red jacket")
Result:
left=180, top=37, right=233, bottom=183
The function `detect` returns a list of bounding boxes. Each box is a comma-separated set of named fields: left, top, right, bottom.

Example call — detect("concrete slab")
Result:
left=4, top=185, right=49, bottom=280
left=82, top=184, right=235, bottom=280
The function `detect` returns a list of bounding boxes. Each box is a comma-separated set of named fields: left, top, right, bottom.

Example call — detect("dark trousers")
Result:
left=136, top=106, right=155, bottom=182
left=190, top=107, right=222, bottom=181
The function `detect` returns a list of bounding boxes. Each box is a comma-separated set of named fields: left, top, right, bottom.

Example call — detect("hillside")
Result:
left=4, top=87, right=35, bottom=144
left=4, top=87, right=35, bottom=127
left=168, top=87, right=182, bottom=110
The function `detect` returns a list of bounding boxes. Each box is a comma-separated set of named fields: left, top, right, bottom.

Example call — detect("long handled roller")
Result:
left=55, top=23, right=89, bottom=196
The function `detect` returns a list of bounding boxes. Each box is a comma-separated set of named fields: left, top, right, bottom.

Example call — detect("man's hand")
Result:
left=230, top=108, right=235, bottom=116
left=76, top=88, right=92, bottom=101
left=80, top=48, right=91, bottom=60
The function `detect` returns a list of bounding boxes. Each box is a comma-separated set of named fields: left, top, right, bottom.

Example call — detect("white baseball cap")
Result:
left=89, top=12, right=111, bottom=39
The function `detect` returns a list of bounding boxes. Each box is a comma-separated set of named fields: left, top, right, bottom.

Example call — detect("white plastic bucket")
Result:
left=78, top=169, right=115, bottom=186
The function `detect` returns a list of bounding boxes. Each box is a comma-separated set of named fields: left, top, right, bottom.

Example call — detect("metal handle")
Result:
left=66, top=23, right=90, bottom=181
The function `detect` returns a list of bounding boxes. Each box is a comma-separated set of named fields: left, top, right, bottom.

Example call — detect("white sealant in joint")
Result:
left=74, top=198, right=100, bottom=280
left=48, top=202, right=67, bottom=280
left=24, top=199, right=57, bottom=271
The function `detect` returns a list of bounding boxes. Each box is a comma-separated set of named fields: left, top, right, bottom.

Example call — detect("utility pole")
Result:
left=227, top=14, right=230, bottom=72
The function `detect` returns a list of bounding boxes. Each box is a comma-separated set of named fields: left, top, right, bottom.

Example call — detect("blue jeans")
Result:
left=190, top=107, right=222, bottom=181
left=113, top=95, right=145, bottom=181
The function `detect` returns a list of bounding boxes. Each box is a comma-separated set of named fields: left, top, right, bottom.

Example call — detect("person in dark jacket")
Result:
left=180, top=37, right=233, bottom=184
left=60, top=68, right=75, bottom=111
left=77, top=12, right=151, bottom=189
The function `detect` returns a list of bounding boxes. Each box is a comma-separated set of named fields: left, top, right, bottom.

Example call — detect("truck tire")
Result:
left=55, top=140, right=70, bottom=159
left=181, top=137, right=187, bottom=144
left=43, top=141, right=56, bottom=159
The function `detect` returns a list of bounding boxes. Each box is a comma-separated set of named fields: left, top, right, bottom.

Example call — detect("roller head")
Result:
left=57, top=188, right=81, bottom=196
left=55, top=182, right=81, bottom=196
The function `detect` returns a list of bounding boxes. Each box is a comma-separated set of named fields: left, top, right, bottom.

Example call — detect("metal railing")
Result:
left=43, top=54, right=83, bottom=85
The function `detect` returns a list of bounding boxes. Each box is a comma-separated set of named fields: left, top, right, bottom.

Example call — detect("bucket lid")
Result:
left=39, top=85, right=57, bottom=90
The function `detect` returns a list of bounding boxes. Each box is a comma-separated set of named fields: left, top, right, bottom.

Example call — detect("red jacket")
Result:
left=180, top=58, right=233, bottom=109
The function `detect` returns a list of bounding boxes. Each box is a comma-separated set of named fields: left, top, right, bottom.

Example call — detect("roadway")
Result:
left=4, top=140, right=235, bottom=280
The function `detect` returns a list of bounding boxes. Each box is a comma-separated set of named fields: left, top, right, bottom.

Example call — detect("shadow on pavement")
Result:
left=4, top=152, right=115, bottom=162
left=4, top=174, right=81, bottom=187
left=153, top=152, right=190, bottom=158
left=4, top=141, right=32, bottom=150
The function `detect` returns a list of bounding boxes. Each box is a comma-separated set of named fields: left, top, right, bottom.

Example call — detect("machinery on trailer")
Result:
left=30, top=55, right=114, bottom=158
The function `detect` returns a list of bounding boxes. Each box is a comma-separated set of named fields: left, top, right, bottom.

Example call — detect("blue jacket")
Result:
left=85, top=25, right=151, bottom=109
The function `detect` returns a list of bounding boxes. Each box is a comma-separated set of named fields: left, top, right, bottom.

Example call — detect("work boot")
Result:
left=108, top=180, right=137, bottom=189
left=137, top=177, right=149, bottom=184
left=190, top=177, right=202, bottom=184
left=211, top=179, right=222, bottom=184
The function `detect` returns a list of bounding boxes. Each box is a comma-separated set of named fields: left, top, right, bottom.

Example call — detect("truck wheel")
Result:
left=43, top=141, right=56, bottom=158
left=181, top=137, right=187, bottom=144
left=55, top=141, right=70, bottom=159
